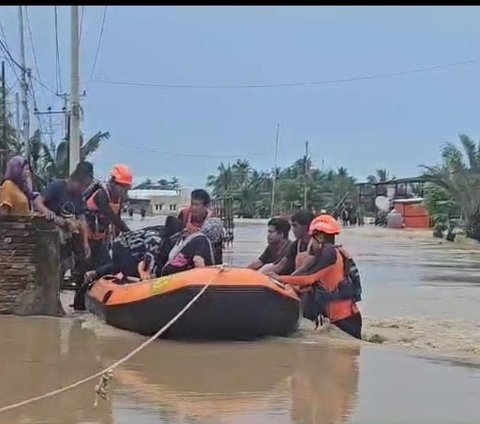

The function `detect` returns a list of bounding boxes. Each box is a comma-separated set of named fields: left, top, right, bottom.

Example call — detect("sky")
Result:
left=1, top=6, right=480, bottom=187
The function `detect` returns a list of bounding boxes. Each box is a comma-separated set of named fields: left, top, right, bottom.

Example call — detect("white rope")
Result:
left=0, top=269, right=222, bottom=413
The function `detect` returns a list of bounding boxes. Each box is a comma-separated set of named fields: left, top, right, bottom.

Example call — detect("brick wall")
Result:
left=0, top=215, right=64, bottom=316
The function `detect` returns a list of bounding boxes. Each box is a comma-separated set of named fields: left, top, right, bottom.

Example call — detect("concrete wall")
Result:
left=0, top=216, right=64, bottom=316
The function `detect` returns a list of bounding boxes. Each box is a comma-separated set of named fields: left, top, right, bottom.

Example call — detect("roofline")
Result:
left=355, top=176, right=427, bottom=186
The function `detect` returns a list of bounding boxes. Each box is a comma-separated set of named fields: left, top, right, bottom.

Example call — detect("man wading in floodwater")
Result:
left=248, top=218, right=291, bottom=273
left=269, top=214, right=363, bottom=339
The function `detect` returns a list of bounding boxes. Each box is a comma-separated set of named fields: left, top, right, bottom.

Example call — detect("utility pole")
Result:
left=304, top=141, right=309, bottom=210
left=1, top=61, right=5, bottom=174
left=15, top=93, right=20, bottom=142
left=1, top=61, right=6, bottom=147
left=18, top=6, right=30, bottom=157
left=69, top=5, right=81, bottom=174
left=270, top=123, right=280, bottom=217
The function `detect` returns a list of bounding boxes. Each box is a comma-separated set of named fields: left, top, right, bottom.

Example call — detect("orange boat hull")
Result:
left=86, top=267, right=301, bottom=340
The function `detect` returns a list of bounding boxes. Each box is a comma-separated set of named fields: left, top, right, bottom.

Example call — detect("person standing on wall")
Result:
left=0, top=155, right=34, bottom=216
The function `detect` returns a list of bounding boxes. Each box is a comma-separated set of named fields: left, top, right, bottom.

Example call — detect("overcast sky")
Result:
left=1, top=6, right=480, bottom=186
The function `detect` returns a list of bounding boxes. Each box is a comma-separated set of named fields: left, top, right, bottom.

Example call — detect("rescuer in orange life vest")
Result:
left=84, top=164, right=133, bottom=269
left=269, top=214, right=362, bottom=339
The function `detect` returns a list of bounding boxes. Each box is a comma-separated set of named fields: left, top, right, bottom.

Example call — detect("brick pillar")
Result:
left=0, top=215, right=64, bottom=316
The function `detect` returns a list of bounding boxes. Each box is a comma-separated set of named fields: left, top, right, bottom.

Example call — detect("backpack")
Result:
left=299, top=246, right=362, bottom=327
left=336, top=246, right=362, bottom=302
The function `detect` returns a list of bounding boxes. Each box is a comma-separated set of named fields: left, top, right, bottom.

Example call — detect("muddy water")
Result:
left=0, top=219, right=480, bottom=423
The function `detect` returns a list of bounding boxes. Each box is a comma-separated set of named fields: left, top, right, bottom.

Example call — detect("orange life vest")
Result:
left=85, top=184, right=121, bottom=241
left=315, top=248, right=359, bottom=322
left=181, top=207, right=213, bottom=234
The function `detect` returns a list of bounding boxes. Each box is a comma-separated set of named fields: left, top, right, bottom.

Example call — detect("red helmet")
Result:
left=110, top=164, right=133, bottom=187
left=309, top=214, right=341, bottom=236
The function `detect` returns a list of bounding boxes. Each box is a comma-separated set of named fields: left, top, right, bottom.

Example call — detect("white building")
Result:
left=128, top=187, right=192, bottom=216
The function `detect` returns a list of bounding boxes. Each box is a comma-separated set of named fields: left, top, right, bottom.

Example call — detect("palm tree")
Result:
left=367, top=168, right=392, bottom=184
left=37, top=131, right=110, bottom=185
left=231, top=159, right=251, bottom=188
left=207, top=163, right=234, bottom=197
left=422, top=134, right=480, bottom=240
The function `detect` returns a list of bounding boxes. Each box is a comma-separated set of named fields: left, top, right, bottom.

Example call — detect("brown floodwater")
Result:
left=0, top=218, right=479, bottom=423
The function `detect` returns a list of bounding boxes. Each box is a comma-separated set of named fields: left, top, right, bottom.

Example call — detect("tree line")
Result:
left=206, top=135, right=480, bottom=242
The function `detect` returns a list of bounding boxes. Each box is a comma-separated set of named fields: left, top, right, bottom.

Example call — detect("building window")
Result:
left=169, top=204, right=177, bottom=211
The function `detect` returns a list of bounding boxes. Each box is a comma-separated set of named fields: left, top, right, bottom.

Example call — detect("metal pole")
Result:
left=304, top=141, right=309, bottom=210
left=15, top=93, right=20, bottom=143
left=1, top=61, right=6, bottom=147
left=69, top=6, right=80, bottom=174
left=270, top=123, right=280, bottom=217
left=18, top=6, right=30, bottom=156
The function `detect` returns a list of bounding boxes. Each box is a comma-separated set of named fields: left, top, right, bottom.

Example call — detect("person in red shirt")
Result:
left=178, top=189, right=213, bottom=234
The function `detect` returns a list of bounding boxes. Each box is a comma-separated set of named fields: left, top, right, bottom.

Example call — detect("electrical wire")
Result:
left=54, top=6, right=62, bottom=94
left=79, top=5, right=85, bottom=43
left=89, top=6, right=107, bottom=81
left=91, top=57, right=480, bottom=90
left=24, top=7, right=42, bottom=86
left=116, top=142, right=264, bottom=159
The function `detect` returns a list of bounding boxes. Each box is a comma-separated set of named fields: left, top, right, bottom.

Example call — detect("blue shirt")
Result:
left=41, top=180, right=85, bottom=217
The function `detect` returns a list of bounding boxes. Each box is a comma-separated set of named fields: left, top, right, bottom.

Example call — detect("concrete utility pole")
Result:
left=2, top=61, right=6, bottom=146
left=270, top=123, right=280, bottom=217
left=15, top=93, right=20, bottom=142
left=304, top=141, right=309, bottom=210
left=18, top=6, right=30, bottom=156
left=69, top=5, right=81, bottom=174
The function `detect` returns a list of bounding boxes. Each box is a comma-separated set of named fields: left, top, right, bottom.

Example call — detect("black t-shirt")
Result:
left=258, top=240, right=291, bottom=266
left=41, top=180, right=85, bottom=217
left=162, top=234, right=214, bottom=276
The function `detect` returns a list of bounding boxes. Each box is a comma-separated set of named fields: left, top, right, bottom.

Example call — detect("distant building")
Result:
left=128, top=187, right=192, bottom=216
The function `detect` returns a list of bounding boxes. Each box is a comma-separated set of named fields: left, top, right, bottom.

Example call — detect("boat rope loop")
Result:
left=0, top=267, right=225, bottom=414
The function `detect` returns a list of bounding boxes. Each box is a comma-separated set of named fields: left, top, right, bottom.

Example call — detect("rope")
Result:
left=0, top=268, right=223, bottom=414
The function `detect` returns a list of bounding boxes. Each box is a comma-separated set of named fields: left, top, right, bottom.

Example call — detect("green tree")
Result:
left=422, top=134, right=480, bottom=240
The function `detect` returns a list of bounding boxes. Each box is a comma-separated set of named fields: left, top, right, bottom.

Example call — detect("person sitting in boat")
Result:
left=178, top=189, right=213, bottom=234
left=178, top=188, right=224, bottom=264
left=268, top=214, right=362, bottom=339
left=247, top=217, right=291, bottom=273
left=74, top=216, right=186, bottom=310
left=269, top=210, right=315, bottom=275
left=139, top=217, right=224, bottom=279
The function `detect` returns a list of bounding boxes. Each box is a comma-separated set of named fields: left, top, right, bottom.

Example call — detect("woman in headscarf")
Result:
left=138, top=217, right=224, bottom=280
left=0, top=155, right=33, bottom=216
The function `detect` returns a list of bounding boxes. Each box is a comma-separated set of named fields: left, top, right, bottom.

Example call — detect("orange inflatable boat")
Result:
left=85, top=267, right=301, bottom=340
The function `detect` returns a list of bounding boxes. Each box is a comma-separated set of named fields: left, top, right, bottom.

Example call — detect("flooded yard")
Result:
left=0, top=219, right=479, bottom=423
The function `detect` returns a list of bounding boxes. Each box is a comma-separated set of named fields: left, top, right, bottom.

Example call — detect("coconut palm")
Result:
left=422, top=134, right=480, bottom=240
left=37, top=131, right=110, bottom=185
left=366, top=168, right=392, bottom=184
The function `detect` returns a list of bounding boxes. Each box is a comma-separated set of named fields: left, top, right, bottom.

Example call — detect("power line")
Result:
left=116, top=142, right=264, bottom=159
left=91, top=57, right=480, bottom=90
left=24, top=7, right=44, bottom=89
left=0, top=39, right=21, bottom=87
left=79, top=5, right=85, bottom=43
left=89, top=6, right=107, bottom=81
left=54, top=6, right=62, bottom=94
